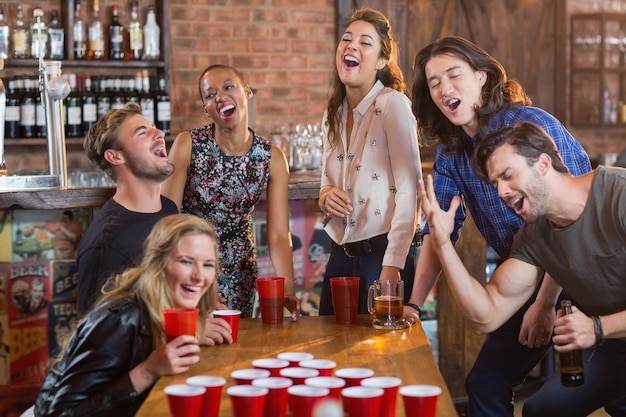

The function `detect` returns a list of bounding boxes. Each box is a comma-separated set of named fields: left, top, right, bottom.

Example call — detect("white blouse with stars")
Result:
left=320, top=80, right=422, bottom=269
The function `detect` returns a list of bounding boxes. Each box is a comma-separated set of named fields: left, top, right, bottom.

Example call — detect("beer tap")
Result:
left=35, top=8, right=70, bottom=188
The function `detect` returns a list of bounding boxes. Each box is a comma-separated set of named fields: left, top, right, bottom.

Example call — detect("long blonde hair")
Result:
left=100, top=214, right=220, bottom=346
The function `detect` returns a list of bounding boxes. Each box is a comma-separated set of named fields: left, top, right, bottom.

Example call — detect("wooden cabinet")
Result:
left=570, top=12, right=626, bottom=127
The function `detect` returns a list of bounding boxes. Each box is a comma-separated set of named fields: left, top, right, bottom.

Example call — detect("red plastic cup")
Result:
left=298, top=359, right=337, bottom=377
left=165, top=384, right=206, bottom=417
left=304, top=376, right=346, bottom=402
left=163, top=308, right=199, bottom=342
left=279, top=367, right=319, bottom=385
left=227, top=385, right=269, bottom=417
left=341, top=386, right=384, bottom=417
left=329, top=277, right=360, bottom=324
left=399, top=385, right=442, bottom=417
left=252, top=377, right=293, bottom=417
left=257, top=277, right=285, bottom=324
left=287, top=385, right=330, bottom=417
left=277, top=351, right=314, bottom=367
left=361, top=376, right=402, bottom=417
left=334, top=367, right=375, bottom=387
left=213, top=309, right=242, bottom=342
left=253, top=358, right=290, bottom=377
left=186, top=376, right=226, bottom=417
left=231, top=368, right=271, bottom=385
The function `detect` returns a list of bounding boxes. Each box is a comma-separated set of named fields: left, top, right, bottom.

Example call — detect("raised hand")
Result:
left=418, top=175, right=460, bottom=250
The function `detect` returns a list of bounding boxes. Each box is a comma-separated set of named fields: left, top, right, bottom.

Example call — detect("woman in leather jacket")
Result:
left=34, top=214, right=220, bottom=417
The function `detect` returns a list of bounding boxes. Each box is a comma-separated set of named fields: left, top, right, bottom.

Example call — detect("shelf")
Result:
left=4, top=138, right=84, bottom=146
left=0, top=170, right=323, bottom=209
left=4, top=59, right=165, bottom=70
left=4, top=136, right=175, bottom=147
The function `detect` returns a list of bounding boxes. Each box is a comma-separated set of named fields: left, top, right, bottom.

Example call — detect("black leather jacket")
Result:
left=35, top=295, right=154, bottom=417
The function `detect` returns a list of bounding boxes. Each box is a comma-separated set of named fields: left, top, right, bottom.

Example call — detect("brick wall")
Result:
left=167, top=0, right=336, bottom=136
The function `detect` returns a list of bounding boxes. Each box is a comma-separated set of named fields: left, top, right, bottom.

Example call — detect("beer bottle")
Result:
left=559, top=300, right=584, bottom=387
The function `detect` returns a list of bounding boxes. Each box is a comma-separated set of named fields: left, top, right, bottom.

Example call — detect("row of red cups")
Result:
left=165, top=351, right=441, bottom=417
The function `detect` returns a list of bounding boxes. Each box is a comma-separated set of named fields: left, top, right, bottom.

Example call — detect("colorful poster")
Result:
left=49, top=260, right=78, bottom=358
left=0, top=262, right=7, bottom=315
left=11, top=209, right=87, bottom=262
left=0, top=211, right=11, bottom=262
left=302, top=200, right=331, bottom=291
left=7, top=261, right=51, bottom=386
left=253, top=200, right=306, bottom=288
left=0, top=263, right=9, bottom=385
left=0, top=314, right=9, bottom=386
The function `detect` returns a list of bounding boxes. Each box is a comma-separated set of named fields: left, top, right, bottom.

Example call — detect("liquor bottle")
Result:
left=30, top=8, right=48, bottom=59
left=12, top=5, right=29, bottom=59
left=5, top=77, right=21, bottom=139
left=143, top=5, right=160, bottom=60
left=110, top=76, right=125, bottom=110
left=559, top=300, right=584, bottom=387
left=95, top=76, right=111, bottom=120
left=73, top=0, right=87, bottom=59
left=155, top=75, right=170, bottom=135
left=125, top=75, right=139, bottom=104
left=35, top=76, right=46, bottom=138
left=108, top=5, right=124, bottom=60
left=65, top=73, right=83, bottom=138
left=81, top=74, right=98, bottom=133
left=48, top=10, right=64, bottom=59
left=19, top=77, right=36, bottom=138
left=87, top=0, right=105, bottom=60
left=128, top=1, right=143, bottom=60
left=0, top=4, right=9, bottom=60
left=140, top=70, right=154, bottom=124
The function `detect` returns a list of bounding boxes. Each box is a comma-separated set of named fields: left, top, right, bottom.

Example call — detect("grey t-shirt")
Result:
left=510, top=166, right=626, bottom=316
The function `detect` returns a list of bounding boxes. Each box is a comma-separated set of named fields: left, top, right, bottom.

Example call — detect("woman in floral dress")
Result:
left=162, top=64, right=300, bottom=319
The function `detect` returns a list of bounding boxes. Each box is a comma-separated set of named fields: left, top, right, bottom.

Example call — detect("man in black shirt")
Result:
left=77, top=103, right=233, bottom=346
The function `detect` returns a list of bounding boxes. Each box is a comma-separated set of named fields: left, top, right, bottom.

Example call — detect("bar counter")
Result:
left=136, top=315, right=456, bottom=417
left=0, top=170, right=322, bottom=210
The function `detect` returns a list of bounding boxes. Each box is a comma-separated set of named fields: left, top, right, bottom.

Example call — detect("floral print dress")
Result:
left=182, top=124, right=272, bottom=317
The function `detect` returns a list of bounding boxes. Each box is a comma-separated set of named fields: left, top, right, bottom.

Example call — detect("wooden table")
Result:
left=136, top=315, right=457, bottom=417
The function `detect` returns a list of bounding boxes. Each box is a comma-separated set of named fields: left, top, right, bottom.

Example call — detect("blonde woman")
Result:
left=35, top=214, right=220, bottom=416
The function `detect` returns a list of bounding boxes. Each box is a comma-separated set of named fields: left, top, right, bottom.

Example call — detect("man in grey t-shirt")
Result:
left=421, top=121, right=626, bottom=416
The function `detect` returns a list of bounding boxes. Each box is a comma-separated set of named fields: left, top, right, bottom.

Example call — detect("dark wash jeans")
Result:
left=466, top=294, right=553, bottom=417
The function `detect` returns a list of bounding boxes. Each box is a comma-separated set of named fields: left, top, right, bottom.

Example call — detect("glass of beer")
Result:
left=367, top=280, right=406, bottom=330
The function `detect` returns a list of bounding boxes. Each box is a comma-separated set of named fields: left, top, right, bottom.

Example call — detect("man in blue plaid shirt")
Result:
left=406, top=36, right=598, bottom=416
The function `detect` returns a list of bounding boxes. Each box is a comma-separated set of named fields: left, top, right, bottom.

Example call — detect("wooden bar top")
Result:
left=136, top=315, right=456, bottom=417
left=0, top=170, right=322, bottom=210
